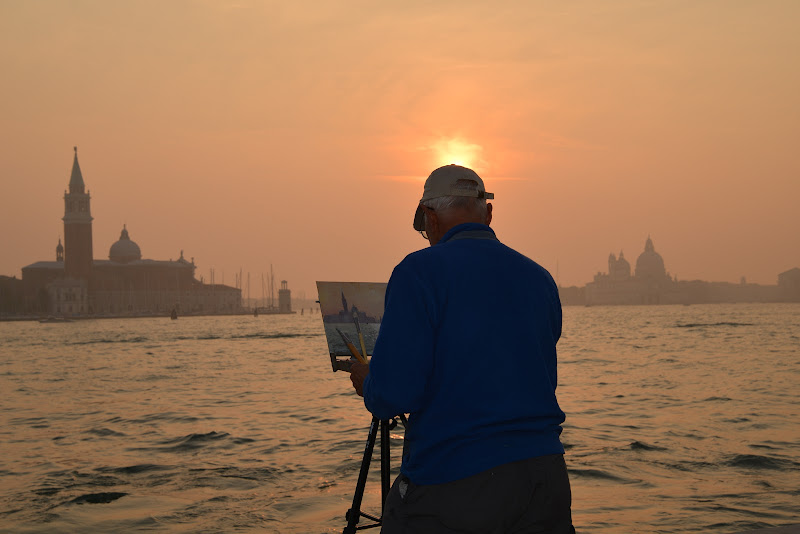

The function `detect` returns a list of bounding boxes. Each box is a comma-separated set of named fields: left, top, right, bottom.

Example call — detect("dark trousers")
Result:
left=381, top=454, right=574, bottom=534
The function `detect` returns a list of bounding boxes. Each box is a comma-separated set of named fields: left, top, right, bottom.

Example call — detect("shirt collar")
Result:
left=438, top=223, right=497, bottom=245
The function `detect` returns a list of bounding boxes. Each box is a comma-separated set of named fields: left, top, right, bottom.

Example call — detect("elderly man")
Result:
left=350, top=164, right=574, bottom=533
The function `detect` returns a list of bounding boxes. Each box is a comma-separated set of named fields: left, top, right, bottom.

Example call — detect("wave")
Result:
left=67, top=492, right=128, bottom=505
left=61, top=332, right=321, bottom=345
left=567, top=468, right=630, bottom=482
left=189, top=466, right=279, bottom=481
left=726, top=454, right=799, bottom=470
left=629, top=440, right=667, bottom=451
left=229, top=332, right=322, bottom=340
left=159, top=431, right=230, bottom=449
left=106, top=413, right=200, bottom=424
left=95, top=464, right=173, bottom=475
left=177, top=332, right=323, bottom=341
left=675, top=322, right=754, bottom=328
left=126, top=431, right=256, bottom=453
left=748, top=443, right=779, bottom=450
left=68, top=336, right=148, bottom=345
left=32, top=486, right=62, bottom=497
left=86, top=427, right=126, bottom=437
left=723, top=417, right=751, bottom=423
left=9, top=416, right=49, bottom=426
left=659, top=459, right=718, bottom=472
left=176, top=334, right=220, bottom=340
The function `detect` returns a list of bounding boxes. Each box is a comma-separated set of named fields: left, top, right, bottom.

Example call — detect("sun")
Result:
left=432, top=138, right=483, bottom=169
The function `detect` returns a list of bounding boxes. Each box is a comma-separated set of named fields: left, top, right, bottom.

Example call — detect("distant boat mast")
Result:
left=270, top=264, right=275, bottom=309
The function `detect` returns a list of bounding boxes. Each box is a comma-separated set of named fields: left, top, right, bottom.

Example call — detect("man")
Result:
left=350, top=164, right=574, bottom=533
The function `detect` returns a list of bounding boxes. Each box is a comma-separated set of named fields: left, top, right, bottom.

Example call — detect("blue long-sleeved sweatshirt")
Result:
left=363, top=223, right=565, bottom=485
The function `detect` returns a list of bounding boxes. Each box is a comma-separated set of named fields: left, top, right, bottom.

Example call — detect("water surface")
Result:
left=1, top=304, right=798, bottom=532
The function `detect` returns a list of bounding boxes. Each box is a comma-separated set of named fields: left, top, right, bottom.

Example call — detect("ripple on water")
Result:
left=628, top=440, right=667, bottom=451
left=567, top=467, right=645, bottom=485
left=1, top=307, right=798, bottom=533
left=137, top=431, right=234, bottom=453
left=68, top=336, right=149, bottom=345
left=726, top=454, right=800, bottom=471
left=94, top=464, right=174, bottom=475
left=85, top=427, right=126, bottom=437
left=105, top=412, right=201, bottom=424
left=674, top=321, right=755, bottom=328
left=67, top=492, right=128, bottom=505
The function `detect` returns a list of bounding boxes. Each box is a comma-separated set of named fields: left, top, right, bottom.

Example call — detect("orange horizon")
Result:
left=1, top=1, right=798, bottom=298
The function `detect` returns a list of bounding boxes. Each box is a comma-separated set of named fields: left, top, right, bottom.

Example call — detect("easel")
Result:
left=315, top=289, right=403, bottom=532
left=342, top=416, right=400, bottom=533
left=328, top=329, right=404, bottom=532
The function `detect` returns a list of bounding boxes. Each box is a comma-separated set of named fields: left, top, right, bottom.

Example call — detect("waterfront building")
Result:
left=778, top=267, right=800, bottom=301
left=585, top=236, right=678, bottom=305
left=0, top=275, right=23, bottom=316
left=19, top=148, right=241, bottom=316
left=568, top=236, right=798, bottom=306
left=278, top=280, right=292, bottom=314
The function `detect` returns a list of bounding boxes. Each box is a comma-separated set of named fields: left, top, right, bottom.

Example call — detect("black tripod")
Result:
left=343, top=415, right=405, bottom=533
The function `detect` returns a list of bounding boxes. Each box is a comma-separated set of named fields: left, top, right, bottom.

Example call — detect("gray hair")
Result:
left=421, top=179, right=488, bottom=221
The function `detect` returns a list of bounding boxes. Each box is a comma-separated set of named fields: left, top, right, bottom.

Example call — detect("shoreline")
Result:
left=0, top=310, right=297, bottom=323
left=734, top=526, right=800, bottom=534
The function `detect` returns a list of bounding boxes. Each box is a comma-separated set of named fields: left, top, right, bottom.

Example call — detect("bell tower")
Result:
left=63, top=147, right=94, bottom=279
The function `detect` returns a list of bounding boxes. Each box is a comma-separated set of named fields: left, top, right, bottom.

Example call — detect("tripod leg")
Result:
left=380, top=419, right=391, bottom=511
left=344, top=417, right=380, bottom=534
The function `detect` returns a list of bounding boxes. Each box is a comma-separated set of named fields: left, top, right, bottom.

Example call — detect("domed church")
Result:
left=586, top=236, right=676, bottom=305
left=635, top=236, right=669, bottom=282
left=108, top=225, right=142, bottom=263
left=574, top=235, right=800, bottom=306
left=21, top=148, right=241, bottom=316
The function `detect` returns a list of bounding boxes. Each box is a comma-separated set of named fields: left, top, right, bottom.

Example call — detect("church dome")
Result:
left=109, top=225, right=142, bottom=263
left=615, top=250, right=631, bottom=278
left=635, top=236, right=667, bottom=280
left=617, top=251, right=630, bottom=271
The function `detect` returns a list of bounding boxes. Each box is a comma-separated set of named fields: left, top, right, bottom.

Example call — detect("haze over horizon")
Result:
left=2, top=1, right=798, bottom=298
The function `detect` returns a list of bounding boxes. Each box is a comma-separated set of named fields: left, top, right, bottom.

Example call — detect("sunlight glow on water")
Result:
left=0, top=304, right=798, bottom=533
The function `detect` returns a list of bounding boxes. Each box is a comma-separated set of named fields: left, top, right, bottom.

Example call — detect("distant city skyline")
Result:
left=558, top=237, right=799, bottom=306
left=1, top=1, right=798, bottom=297
left=10, top=148, right=242, bottom=317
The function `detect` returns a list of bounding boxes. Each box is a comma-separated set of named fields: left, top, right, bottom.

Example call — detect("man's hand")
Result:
left=349, top=361, right=369, bottom=397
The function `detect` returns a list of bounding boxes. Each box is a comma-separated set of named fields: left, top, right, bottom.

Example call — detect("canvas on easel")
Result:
left=317, top=280, right=402, bottom=532
left=316, top=281, right=387, bottom=371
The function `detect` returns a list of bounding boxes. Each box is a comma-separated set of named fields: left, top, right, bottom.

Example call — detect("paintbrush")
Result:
left=352, top=311, right=369, bottom=363
left=336, top=327, right=367, bottom=364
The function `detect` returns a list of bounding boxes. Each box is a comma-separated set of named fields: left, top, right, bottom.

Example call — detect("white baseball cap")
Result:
left=413, top=164, right=494, bottom=231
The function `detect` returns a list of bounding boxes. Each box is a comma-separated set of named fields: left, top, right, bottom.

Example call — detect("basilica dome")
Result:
left=617, top=251, right=631, bottom=275
left=635, top=236, right=667, bottom=280
left=109, top=225, right=142, bottom=263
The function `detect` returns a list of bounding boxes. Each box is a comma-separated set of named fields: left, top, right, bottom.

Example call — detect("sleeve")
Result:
left=362, top=259, right=437, bottom=420
left=549, top=272, right=562, bottom=388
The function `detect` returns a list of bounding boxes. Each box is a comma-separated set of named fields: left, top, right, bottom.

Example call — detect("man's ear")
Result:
left=486, top=203, right=493, bottom=225
left=425, top=208, right=438, bottom=231
left=425, top=207, right=441, bottom=245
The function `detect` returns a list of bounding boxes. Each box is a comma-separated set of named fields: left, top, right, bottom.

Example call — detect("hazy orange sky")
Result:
left=2, top=1, right=798, bottom=299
